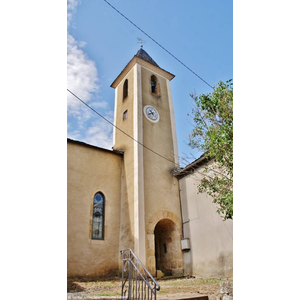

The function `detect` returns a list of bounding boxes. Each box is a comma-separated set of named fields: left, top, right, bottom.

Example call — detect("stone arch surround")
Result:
left=147, top=211, right=182, bottom=234
left=146, top=211, right=183, bottom=276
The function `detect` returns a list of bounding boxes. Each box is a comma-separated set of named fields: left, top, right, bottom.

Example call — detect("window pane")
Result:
left=92, top=192, right=104, bottom=239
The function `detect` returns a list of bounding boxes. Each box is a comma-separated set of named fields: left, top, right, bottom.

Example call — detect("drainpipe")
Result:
left=177, top=179, right=184, bottom=240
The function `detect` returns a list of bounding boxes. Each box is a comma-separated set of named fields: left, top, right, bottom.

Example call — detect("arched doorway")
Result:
left=154, top=219, right=183, bottom=276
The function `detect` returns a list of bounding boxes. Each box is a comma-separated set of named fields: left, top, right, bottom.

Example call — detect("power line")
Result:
left=67, top=89, right=179, bottom=166
left=103, top=0, right=214, bottom=90
left=67, top=89, right=220, bottom=181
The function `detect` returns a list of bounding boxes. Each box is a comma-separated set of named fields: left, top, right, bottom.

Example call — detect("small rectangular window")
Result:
left=164, top=243, right=167, bottom=253
left=123, top=110, right=128, bottom=120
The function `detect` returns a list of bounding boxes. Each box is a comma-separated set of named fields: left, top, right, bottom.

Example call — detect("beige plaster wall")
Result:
left=140, top=66, right=183, bottom=275
left=113, top=68, right=135, bottom=254
left=67, top=141, right=123, bottom=277
left=179, top=165, right=233, bottom=278
left=141, top=67, right=181, bottom=220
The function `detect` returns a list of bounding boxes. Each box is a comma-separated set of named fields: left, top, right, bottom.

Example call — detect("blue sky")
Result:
left=67, top=0, right=233, bottom=165
left=2, top=1, right=300, bottom=297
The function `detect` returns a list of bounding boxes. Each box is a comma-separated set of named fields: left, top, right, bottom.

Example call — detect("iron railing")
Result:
left=120, top=249, right=160, bottom=300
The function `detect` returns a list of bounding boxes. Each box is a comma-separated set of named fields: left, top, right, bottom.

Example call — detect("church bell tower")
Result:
left=111, top=47, right=183, bottom=276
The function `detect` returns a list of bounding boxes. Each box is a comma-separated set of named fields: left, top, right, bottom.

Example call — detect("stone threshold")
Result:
left=67, top=296, right=211, bottom=300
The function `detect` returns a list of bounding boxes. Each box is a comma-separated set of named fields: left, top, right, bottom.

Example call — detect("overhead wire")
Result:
left=68, top=3, right=232, bottom=219
left=103, top=0, right=214, bottom=90
left=67, top=89, right=179, bottom=166
left=68, top=1, right=220, bottom=170
left=67, top=89, right=220, bottom=181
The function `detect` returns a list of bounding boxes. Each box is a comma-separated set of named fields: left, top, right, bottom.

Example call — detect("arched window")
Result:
left=151, top=75, right=157, bottom=94
left=92, top=192, right=105, bottom=240
left=123, top=79, right=128, bottom=100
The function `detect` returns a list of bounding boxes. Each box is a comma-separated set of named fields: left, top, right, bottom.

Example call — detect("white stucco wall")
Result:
left=179, top=165, right=233, bottom=278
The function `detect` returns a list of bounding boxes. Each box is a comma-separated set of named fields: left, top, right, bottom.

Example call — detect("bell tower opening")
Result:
left=154, top=219, right=183, bottom=276
left=151, top=75, right=157, bottom=94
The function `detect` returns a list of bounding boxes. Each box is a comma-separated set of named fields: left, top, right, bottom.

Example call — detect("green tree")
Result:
left=189, top=80, right=233, bottom=220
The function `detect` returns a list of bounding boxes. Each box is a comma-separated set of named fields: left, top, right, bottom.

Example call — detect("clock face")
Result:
left=144, top=105, right=159, bottom=123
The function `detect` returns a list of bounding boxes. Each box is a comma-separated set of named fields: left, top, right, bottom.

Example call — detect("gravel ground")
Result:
left=67, top=276, right=232, bottom=299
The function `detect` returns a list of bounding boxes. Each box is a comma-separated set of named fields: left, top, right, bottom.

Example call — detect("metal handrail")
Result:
left=120, top=249, right=160, bottom=300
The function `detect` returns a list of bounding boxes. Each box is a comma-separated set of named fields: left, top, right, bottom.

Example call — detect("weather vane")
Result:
left=137, top=37, right=146, bottom=48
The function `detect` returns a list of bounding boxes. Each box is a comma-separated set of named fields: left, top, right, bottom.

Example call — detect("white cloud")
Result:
left=67, top=0, right=99, bottom=121
left=84, top=119, right=114, bottom=150
left=67, top=1, right=114, bottom=149
left=89, top=101, right=108, bottom=109
left=67, top=34, right=106, bottom=127
left=67, top=0, right=81, bottom=26
left=67, top=34, right=99, bottom=102
left=67, top=129, right=82, bottom=141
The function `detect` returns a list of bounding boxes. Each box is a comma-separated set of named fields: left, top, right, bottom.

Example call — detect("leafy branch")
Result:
left=188, top=80, right=233, bottom=220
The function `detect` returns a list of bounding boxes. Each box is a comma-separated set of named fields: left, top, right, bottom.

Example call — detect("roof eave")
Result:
left=67, top=138, right=124, bottom=155
left=110, top=56, right=175, bottom=89
left=174, top=154, right=211, bottom=178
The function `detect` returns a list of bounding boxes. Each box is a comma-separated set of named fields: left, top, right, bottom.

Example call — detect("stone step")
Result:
left=69, top=296, right=211, bottom=300
left=73, top=298, right=209, bottom=300
left=160, top=296, right=209, bottom=300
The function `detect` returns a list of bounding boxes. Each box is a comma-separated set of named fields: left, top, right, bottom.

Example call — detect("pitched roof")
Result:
left=110, top=47, right=175, bottom=88
left=134, top=47, right=159, bottom=67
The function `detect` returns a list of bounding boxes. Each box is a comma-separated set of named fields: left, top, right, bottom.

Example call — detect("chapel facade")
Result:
left=67, top=48, right=233, bottom=278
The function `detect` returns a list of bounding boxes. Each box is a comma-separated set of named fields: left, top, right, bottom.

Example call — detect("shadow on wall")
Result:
left=194, top=252, right=233, bottom=278
left=118, top=161, right=135, bottom=273
left=217, top=252, right=233, bottom=278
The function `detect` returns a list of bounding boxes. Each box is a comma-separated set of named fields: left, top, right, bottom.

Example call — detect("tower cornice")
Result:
left=111, top=56, right=175, bottom=89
